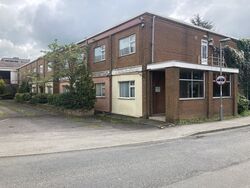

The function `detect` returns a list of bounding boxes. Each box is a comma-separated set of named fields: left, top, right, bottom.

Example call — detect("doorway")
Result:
left=151, top=71, right=165, bottom=115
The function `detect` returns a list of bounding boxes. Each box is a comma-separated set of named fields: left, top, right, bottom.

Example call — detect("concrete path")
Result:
left=0, top=100, right=250, bottom=157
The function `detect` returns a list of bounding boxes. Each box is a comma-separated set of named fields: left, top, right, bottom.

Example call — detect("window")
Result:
left=180, top=69, right=204, bottom=99
left=119, top=34, right=136, bottom=56
left=94, top=45, right=105, bottom=62
left=33, top=67, right=36, bottom=73
left=39, top=65, right=43, bottom=74
left=95, top=83, right=105, bottom=97
left=201, top=39, right=208, bottom=65
left=47, top=86, right=53, bottom=94
left=213, top=73, right=231, bottom=97
left=47, top=62, right=52, bottom=72
left=62, top=85, right=69, bottom=93
left=119, top=81, right=135, bottom=98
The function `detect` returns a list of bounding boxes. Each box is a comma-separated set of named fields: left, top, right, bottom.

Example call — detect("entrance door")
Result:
left=152, top=71, right=165, bottom=114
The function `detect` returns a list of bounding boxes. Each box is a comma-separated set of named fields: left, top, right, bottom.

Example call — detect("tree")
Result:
left=18, top=81, right=31, bottom=93
left=224, top=39, right=250, bottom=99
left=45, top=40, right=87, bottom=93
left=191, top=14, right=213, bottom=30
left=74, top=64, right=96, bottom=110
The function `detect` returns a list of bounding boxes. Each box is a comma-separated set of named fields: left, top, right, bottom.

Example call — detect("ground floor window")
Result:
left=179, top=69, right=204, bottom=99
left=95, top=83, right=105, bottom=97
left=213, top=73, right=231, bottom=97
left=47, top=86, right=53, bottom=94
left=62, top=85, right=69, bottom=93
left=119, top=81, right=135, bottom=98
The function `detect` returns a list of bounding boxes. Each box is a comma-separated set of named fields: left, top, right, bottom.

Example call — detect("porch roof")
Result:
left=147, top=61, right=239, bottom=74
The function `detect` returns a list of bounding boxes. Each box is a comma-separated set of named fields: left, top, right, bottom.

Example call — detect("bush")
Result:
left=18, top=81, right=31, bottom=93
left=48, top=94, right=61, bottom=106
left=30, top=93, right=48, bottom=104
left=0, top=84, right=18, bottom=99
left=0, top=79, right=5, bottom=94
left=238, top=95, right=249, bottom=114
left=14, top=93, right=31, bottom=103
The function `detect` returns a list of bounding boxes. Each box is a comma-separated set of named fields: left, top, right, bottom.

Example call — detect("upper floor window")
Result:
left=179, top=69, right=204, bottom=99
left=94, top=45, right=105, bottom=62
left=47, top=62, right=53, bottom=72
left=39, top=65, right=43, bottom=74
left=119, top=81, right=135, bottom=98
left=119, top=34, right=136, bottom=57
left=213, top=73, right=231, bottom=97
left=201, top=39, right=208, bottom=65
left=95, top=83, right=105, bottom=97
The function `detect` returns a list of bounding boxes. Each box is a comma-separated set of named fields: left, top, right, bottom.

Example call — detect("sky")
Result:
left=0, top=0, right=250, bottom=60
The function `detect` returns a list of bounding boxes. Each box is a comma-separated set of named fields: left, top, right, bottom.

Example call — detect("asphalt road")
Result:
left=1, top=127, right=250, bottom=188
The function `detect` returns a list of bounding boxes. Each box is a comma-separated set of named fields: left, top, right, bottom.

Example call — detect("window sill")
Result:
left=94, top=59, right=105, bottom=63
left=213, top=96, right=232, bottom=99
left=179, top=97, right=205, bottom=101
left=96, top=96, right=106, bottom=99
left=119, top=52, right=136, bottom=58
left=118, top=97, right=135, bottom=100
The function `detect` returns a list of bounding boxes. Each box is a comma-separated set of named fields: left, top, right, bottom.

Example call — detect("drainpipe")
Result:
left=151, top=15, right=156, bottom=63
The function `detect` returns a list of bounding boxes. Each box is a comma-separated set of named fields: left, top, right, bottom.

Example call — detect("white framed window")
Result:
left=62, top=85, right=69, bottom=93
left=94, top=45, right=105, bottom=62
left=95, top=83, right=105, bottom=97
left=39, top=65, right=43, bottom=74
left=119, top=81, right=135, bottom=98
left=47, top=62, right=53, bottom=72
left=119, top=34, right=136, bottom=56
left=179, top=69, right=205, bottom=99
left=213, top=73, right=231, bottom=97
left=46, top=86, right=53, bottom=94
left=201, top=39, right=208, bottom=65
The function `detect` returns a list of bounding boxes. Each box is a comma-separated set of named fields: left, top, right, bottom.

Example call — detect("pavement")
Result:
left=1, top=126, right=250, bottom=187
left=0, top=100, right=250, bottom=157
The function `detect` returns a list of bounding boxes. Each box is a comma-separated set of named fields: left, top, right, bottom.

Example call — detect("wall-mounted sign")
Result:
left=155, top=86, right=161, bottom=93
left=216, top=75, right=226, bottom=85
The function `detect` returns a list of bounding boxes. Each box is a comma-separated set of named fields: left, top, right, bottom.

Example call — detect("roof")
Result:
left=77, top=12, right=238, bottom=45
left=0, top=60, right=26, bottom=69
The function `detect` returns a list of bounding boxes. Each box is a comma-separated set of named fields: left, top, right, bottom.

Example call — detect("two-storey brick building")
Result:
left=17, top=12, right=239, bottom=122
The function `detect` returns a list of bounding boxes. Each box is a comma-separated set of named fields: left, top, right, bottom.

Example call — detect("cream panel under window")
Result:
left=112, top=73, right=142, bottom=117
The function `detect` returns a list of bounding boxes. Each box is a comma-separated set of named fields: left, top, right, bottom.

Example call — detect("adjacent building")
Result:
left=17, top=12, right=239, bottom=122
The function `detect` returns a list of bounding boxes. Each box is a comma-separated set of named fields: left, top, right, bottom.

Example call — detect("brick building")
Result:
left=17, top=12, right=239, bottom=122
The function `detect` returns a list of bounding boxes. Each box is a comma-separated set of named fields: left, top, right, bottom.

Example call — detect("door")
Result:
left=152, top=71, right=165, bottom=114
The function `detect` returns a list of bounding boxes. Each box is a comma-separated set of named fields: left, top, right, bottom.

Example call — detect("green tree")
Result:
left=45, top=40, right=87, bottom=93
left=74, top=64, right=96, bottom=110
left=0, top=79, right=5, bottom=94
left=224, top=39, right=250, bottom=99
left=18, top=81, right=31, bottom=93
left=191, top=14, right=213, bottom=30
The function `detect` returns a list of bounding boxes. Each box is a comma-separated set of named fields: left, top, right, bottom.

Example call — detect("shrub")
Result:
left=48, top=94, right=61, bottom=106
left=238, top=95, right=249, bottom=114
left=14, top=93, right=31, bottom=103
left=18, top=81, right=31, bottom=93
left=30, top=93, right=48, bottom=104
left=0, top=79, right=5, bottom=94
left=1, top=84, right=18, bottom=99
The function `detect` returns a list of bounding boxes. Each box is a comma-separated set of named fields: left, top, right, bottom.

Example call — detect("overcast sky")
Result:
left=0, top=0, right=250, bottom=60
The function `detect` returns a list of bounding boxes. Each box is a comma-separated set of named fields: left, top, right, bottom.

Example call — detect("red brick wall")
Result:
left=93, top=77, right=110, bottom=112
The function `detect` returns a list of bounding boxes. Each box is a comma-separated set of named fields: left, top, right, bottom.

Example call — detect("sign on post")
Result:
left=216, top=75, right=226, bottom=85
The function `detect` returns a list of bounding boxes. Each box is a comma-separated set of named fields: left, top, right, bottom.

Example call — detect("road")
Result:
left=1, top=126, right=250, bottom=188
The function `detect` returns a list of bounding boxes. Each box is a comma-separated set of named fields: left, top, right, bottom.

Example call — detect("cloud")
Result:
left=0, top=0, right=249, bottom=60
